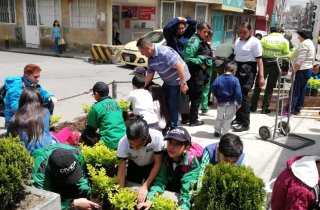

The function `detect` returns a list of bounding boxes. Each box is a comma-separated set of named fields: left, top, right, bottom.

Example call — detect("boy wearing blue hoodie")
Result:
left=211, top=61, right=242, bottom=137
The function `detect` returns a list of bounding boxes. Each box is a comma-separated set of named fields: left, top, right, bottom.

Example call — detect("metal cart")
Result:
left=258, top=56, right=315, bottom=150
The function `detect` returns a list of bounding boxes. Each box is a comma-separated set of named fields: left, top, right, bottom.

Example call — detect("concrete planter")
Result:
left=25, top=185, right=61, bottom=210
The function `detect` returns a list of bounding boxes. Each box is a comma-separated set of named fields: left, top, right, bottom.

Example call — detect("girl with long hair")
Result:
left=11, top=88, right=58, bottom=153
left=148, top=84, right=168, bottom=130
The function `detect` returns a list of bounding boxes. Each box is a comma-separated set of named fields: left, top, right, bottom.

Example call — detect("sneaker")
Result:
left=293, top=111, right=301, bottom=115
left=181, top=119, right=190, bottom=125
left=213, top=132, right=220, bottom=137
left=233, top=124, right=250, bottom=132
left=189, top=120, right=204, bottom=126
left=231, top=119, right=241, bottom=125
left=261, top=108, right=272, bottom=114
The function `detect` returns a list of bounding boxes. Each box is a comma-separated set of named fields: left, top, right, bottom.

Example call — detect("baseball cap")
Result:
left=164, top=127, right=191, bottom=144
left=92, top=82, right=109, bottom=95
left=48, top=148, right=82, bottom=186
left=129, top=67, right=146, bottom=76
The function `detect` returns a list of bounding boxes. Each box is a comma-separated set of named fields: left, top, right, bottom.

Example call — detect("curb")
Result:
left=0, top=48, right=90, bottom=62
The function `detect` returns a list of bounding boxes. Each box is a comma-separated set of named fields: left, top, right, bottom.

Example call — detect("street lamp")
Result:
left=266, top=14, right=269, bottom=32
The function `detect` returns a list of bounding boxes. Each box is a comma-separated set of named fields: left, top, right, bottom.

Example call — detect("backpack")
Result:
left=309, top=185, right=320, bottom=210
left=0, top=85, right=6, bottom=117
left=182, top=143, right=204, bottom=173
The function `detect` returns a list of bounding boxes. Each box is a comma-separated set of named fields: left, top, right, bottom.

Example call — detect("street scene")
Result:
left=0, top=0, right=320, bottom=209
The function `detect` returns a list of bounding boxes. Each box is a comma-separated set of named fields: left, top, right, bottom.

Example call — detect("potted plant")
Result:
left=81, top=142, right=119, bottom=176
left=0, top=136, right=33, bottom=209
left=152, top=194, right=178, bottom=210
left=193, top=163, right=265, bottom=210
left=108, top=188, right=137, bottom=210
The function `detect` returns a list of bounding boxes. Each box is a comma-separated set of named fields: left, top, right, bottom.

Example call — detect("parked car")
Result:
left=120, top=29, right=165, bottom=67
left=255, top=30, right=268, bottom=40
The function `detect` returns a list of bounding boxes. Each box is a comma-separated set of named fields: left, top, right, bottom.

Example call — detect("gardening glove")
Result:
left=137, top=186, right=148, bottom=203
left=49, top=96, right=58, bottom=104
left=137, top=200, right=152, bottom=210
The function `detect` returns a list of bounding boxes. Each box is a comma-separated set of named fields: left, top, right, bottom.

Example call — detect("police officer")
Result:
left=250, top=26, right=290, bottom=114
left=232, top=22, right=265, bottom=132
left=182, top=22, right=212, bottom=126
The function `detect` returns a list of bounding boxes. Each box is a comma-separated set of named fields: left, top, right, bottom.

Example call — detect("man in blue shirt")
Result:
left=137, top=37, right=190, bottom=129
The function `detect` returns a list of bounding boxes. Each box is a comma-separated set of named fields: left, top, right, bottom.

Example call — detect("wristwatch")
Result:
left=180, top=82, right=187, bottom=86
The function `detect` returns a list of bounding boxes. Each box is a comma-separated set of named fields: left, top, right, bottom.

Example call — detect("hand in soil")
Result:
left=136, top=200, right=152, bottom=210
left=137, top=186, right=148, bottom=204
left=73, top=198, right=100, bottom=210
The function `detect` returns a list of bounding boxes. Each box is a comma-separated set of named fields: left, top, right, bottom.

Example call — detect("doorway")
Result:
left=24, top=0, right=39, bottom=48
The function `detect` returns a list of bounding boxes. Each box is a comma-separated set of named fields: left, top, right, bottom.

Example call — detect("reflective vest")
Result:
left=261, top=33, right=290, bottom=57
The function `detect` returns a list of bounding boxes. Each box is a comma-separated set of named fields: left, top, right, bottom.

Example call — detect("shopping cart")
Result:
left=258, top=56, right=315, bottom=150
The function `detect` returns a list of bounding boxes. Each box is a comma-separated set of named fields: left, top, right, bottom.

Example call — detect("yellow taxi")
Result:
left=120, top=29, right=165, bottom=67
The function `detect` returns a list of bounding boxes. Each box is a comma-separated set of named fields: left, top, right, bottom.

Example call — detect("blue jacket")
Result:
left=163, top=17, right=196, bottom=57
left=18, top=108, right=57, bottom=154
left=211, top=74, right=242, bottom=105
left=3, top=76, right=53, bottom=121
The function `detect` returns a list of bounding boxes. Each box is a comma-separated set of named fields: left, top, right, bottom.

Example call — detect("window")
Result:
left=38, top=0, right=61, bottom=26
left=226, top=15, right=234, bottom=31
left=195, top=4, right=207, bottom=23
left=70, top=0, right=97, bottom=29
left=161, top=1, right=175, bottom=28
left=0, top=0, right=15, bottom=23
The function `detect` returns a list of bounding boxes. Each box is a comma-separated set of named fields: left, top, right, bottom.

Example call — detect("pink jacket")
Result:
left=271, top=156, right=320, bottom=210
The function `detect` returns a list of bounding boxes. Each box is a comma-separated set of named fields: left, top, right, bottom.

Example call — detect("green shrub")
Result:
left=151, top=194, right=178, bottom=210
left=81, top=103, right=93, bottom=114
left=81, top=141, right=118, bottom=176
left=0, top=136, right=33, bottom=209
left=50, top=113, right=61, bottom=126
left=194, top=163, right=265, bottom=210
left=116, top=99, right=130, bottom=112
left=109, top=188, right=137, bottom=210
left=87, top=164, right=118, bottom=199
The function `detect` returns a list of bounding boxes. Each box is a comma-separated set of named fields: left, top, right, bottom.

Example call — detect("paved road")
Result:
left=0, top=51, right=319, bottom=185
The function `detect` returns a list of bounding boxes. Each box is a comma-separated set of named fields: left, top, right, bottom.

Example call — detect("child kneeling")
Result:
left=137, top=127, right=202, bottom=210
left=117, top=116, right=164, bottom=203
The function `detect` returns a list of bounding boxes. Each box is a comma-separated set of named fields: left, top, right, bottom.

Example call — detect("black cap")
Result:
left=164, top=127, right=191, bottom=144
left=129, top=67, right=146, bottom=76
left=92, top=82, right=109, bottom=95
left=48, top=148, right=82, bottom=186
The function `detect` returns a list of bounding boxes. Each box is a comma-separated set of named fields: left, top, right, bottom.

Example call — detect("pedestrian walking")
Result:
left=182, top=22, right=212, bottom=126
left=250, top=26, right=290, bottom=114
left=232, top=22, right=265, bottom=132
left=137, top=37, right=190, bottom=129
left=163, top=16, right=196, bottom=57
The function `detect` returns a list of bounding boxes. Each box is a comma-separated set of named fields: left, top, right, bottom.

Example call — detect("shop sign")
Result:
left=122, top=6, right=156, bottom=21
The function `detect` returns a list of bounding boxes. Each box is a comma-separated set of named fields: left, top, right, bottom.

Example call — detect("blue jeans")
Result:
left=163, top=83, right=180, bottom=128
left=290, top=68, right=312, bottom=112
left=54, top=37, right=60, bottom=52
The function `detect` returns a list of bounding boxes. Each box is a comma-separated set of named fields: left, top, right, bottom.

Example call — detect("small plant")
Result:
left=50, top=113, right=61, bottom=126
left=81, top=142, right=118, bottom=176
left=0, top=136, right=33, bottom=209
left=82, top=103, right=93, bottom=114
left=87, top=164, right=118, bottom=198
left=116, top=99, right=130, bottom=112
left=194, top=163, right=266, bottom=210
left=108, top=188, right=137, bottom=210
left=151, top=194, right=178, bottom=210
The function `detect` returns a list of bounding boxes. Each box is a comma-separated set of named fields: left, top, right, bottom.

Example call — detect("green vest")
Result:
left=87, top=97, right=126, bottom=149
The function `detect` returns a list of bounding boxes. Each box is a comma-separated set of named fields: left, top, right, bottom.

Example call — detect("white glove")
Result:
left=49, top=96, right=58, bottom=104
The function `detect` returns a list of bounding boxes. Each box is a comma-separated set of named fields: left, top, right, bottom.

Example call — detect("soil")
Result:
left=14, top=191, right=44, bottom=210
left=52, top=115, right=87, bottom=133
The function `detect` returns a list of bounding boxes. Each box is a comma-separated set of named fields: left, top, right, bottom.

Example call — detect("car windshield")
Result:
left=143, top=31, right=163, bottom=43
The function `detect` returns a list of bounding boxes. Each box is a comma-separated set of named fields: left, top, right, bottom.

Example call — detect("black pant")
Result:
left=182, top=67, right=205, bottom=122
left=235, top=62, right=257, bottom=127
left=251, top=58, right=279, bottom=110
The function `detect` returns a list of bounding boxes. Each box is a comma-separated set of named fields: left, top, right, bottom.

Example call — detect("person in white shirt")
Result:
left=117, top=116, right=164, bottom=204
left=148, top=84, right=168, bottom=131
left=232, top=22, right=265, bottom=132
left=126, top=75, right=159, bottom=129
left=285, top=28, right=315, bottom=115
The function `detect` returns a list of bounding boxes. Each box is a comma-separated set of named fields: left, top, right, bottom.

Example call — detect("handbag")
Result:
left=58, top=38, right=65, bottom=45
left=179, top=93, right=190, bottom=114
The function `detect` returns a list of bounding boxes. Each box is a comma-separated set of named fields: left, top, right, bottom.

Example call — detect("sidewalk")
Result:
left=0, top=46, right=90, bottom=61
